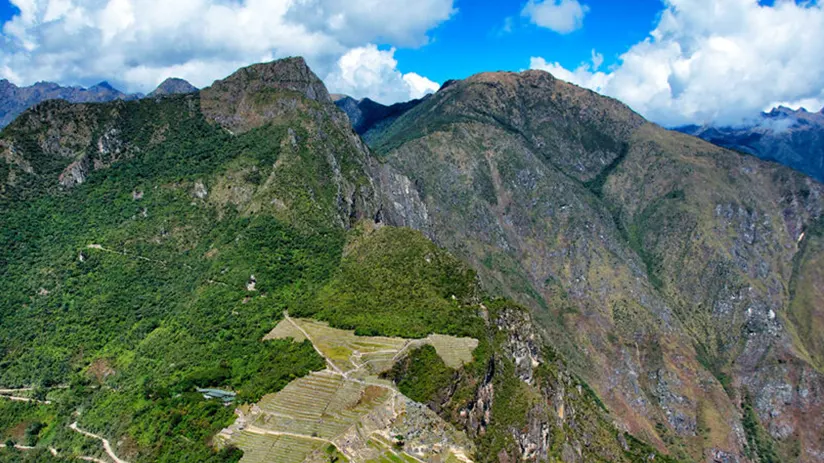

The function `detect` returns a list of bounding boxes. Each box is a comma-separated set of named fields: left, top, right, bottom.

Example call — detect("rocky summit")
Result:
left=147, top=78, right=198, bottom=98
left=0, top=57, right=823, bottom=463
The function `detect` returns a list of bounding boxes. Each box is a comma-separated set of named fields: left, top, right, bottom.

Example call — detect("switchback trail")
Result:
left=70, top=422, right=129, bottom=463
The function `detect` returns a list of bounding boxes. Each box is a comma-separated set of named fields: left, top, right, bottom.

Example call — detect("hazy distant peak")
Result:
left=148, top=78, right=198, bottom=97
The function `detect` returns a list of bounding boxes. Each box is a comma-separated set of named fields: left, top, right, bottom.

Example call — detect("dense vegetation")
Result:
left=387, top=345, right=455, bottom=403
left=296, top=226, right=483, bottom=339
left=0, top=94, right=348, bottom=461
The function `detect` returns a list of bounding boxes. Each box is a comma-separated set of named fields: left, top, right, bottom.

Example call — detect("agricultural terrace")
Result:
left=220, top=313, right=477, bottom=463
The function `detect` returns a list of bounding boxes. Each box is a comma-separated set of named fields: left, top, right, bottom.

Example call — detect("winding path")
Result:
left=0, top=443, right=35, bottom=450
left=284, top=311, right=345, bottom=375
left=70, top=422, right=129, bottom=463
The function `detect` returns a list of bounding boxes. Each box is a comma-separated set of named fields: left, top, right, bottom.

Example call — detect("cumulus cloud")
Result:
left=286, top=0, right=455, bottom=48
left=530, top=53, right=608, bottom=93
left=522, top=0, right=589, bottom=34
left=0, top=0, right=452, bottom=97
left=529, top=0, right=824, bottom=126
left=324, top=45, right=439, bottom=104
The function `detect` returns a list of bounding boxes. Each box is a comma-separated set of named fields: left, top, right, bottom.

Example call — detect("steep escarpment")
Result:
left=372, top=70, right=824, bottom=462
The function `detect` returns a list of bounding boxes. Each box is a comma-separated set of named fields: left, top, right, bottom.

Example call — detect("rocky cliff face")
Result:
left=371, top=70, right=824, bottom=462
left=389, top=299, right=682, bottom=463
left=200, top=57, right=332, bottom=135
left=677, top=107, right=824, bottom=183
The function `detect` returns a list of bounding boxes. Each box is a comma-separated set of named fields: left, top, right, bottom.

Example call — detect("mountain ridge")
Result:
left=676, top=106, right=824, bottom=182
left=0, top=77, right=199, bottom=130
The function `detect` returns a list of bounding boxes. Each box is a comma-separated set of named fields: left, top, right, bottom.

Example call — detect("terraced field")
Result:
left=219, top=314, right=477, bottom=463
left=267, top=315, right=478, bottom=375
left=230, top=430, right=326, bottom=463
left=254, top=370, right=393, bottom=439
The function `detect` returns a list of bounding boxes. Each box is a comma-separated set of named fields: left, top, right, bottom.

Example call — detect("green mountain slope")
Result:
left=0, top=58, right=677, bottom=463
left=371, top=70, right=824, bottom=462
left=0, top=57, right=382, bottom=462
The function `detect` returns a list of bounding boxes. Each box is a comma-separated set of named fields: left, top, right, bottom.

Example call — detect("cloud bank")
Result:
left=522, top=0, right=589, bottom=34
left=0, top=0, right=451, bottom=101
left=530, top=0, right=824, bottom=126
left=324, top=45, right=439, bottom=104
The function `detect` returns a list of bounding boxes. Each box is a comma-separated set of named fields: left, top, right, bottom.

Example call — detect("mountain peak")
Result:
left=200, top=57, right=334, bottom=133
left=148, top=77, right=197, bottom=97
left=212, top=56, right=330, bottom=104
left=91, top=81, right=118, bottom=92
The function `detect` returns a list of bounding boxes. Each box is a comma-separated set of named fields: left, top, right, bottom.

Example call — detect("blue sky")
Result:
left=392, top=0, right=662, bottom=83
left=1, top=0, right=823, bottom=126
left=0, top=1, right=16, bottom=20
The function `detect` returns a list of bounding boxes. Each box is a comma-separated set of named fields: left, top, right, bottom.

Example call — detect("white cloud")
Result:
left=529, top=0, right=824, bottom=126
left=530, top=56, right=609, bottom=94
left=325, top=45, right=439, bottom=104
left=522, top=0, right=589, bottom=34
left=0, top=0, right=452, bottom=96
left=403, top=72, right=441, bottom=100
left=286, top=0, right=456, bottom=48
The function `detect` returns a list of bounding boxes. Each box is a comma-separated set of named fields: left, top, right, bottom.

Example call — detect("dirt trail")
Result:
left=86, top=244, right=193, bottom=270
left=77, top=457, right=109, bottom=463
left=0, top=443, right=35, bottom=450
left=70, top=422, right=129, bottom=463
left=284, top=311, right=344, bottom=375
left=0, top=388, right=32, bottom=394
left=0, top=395, right=51, bottom=404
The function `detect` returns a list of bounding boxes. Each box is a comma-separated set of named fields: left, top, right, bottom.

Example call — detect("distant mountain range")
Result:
left=676, top=106, right=824, bottom=182
left=0, top=77, right=197, bottom=128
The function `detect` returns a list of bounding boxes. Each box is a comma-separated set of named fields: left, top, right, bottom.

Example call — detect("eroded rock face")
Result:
left=58, top=155, right=91, bottom=187
left=2, top=99, right=139, bottom=191
left=433, top=304, right=655, bottom=462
